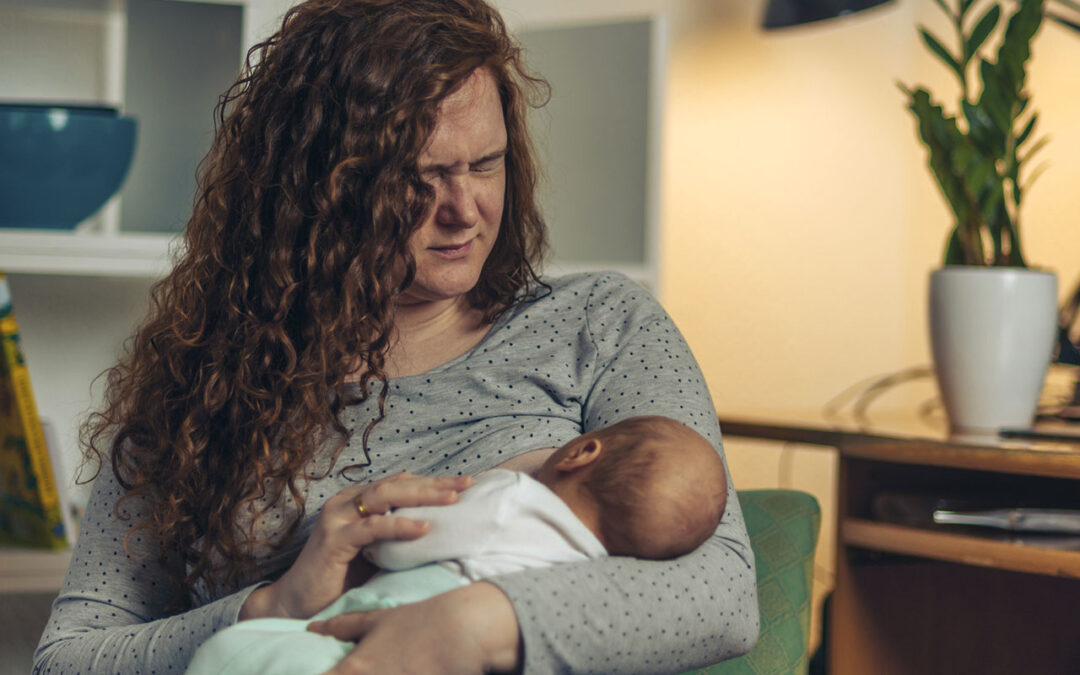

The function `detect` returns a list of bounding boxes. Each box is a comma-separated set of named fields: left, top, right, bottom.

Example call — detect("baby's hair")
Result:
left=581, top=416, right=726, bottom=559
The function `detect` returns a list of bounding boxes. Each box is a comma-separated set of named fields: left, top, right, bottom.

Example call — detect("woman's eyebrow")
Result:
left=472, top=148, right=507, bottom=165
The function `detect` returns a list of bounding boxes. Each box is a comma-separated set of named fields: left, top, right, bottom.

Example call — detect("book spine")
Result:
left=0, top=273, right=66, bottom=548
left=2, top=337, right=59, bottom=512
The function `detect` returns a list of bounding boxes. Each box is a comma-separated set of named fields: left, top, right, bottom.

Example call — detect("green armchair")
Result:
left=686, top=489, right=822, bottom=675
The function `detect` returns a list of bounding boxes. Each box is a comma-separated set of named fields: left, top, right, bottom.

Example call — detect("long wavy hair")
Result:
left=82, top=0, right=548, bottom=606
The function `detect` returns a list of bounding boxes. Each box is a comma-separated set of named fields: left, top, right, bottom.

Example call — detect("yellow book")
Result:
left=0, top=272, right=68, bottom=549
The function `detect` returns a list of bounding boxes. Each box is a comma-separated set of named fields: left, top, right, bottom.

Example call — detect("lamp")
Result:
left=763, top=0, right=894, bottom=29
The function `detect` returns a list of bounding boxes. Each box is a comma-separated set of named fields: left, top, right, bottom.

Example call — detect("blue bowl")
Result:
left=0, top=103, right=137, bottom=229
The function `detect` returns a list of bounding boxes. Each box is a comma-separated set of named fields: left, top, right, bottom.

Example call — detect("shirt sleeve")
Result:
left=33, top=462, right=262, bottom=674
left=488, top=273, right=759, bottom=674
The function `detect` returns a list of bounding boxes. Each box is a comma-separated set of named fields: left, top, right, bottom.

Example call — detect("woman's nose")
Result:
left=437, top=175, right=479, bottom=228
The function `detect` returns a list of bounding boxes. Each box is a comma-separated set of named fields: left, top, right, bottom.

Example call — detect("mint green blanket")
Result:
left=186, top=564, right=465, bottom=675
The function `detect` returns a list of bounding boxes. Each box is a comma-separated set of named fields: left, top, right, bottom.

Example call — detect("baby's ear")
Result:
left=556, top=438, right=603, bottom=472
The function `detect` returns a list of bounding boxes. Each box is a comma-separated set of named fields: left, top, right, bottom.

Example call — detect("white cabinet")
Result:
left=0, top=0, right=246, bottom=275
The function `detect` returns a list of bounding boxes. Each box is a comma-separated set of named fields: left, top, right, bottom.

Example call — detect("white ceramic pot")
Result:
left=929, top=266, right=1058, bottom=433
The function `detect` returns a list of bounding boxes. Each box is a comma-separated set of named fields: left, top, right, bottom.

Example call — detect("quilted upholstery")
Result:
left=684, top=489, right=822, bottom=675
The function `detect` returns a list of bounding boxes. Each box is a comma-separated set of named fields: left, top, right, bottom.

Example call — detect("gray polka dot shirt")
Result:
left=34, top=272, right=758, bottom=674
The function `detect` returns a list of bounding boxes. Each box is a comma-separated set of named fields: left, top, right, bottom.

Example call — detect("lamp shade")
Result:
left=763, top=0, right=893, bottom=29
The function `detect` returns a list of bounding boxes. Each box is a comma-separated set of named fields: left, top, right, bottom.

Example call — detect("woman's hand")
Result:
left=240, top=472, right=473, bottom=621
left=308, top=581, right=522, bottom=674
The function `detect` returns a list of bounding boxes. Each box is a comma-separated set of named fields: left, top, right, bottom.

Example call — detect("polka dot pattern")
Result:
left=34, top=272, right=757, bottom=674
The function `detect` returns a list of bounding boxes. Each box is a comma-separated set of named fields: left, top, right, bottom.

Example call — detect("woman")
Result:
left=35, top=1, right=758, bottom=673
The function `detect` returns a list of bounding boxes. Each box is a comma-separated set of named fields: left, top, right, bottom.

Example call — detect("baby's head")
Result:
left=535, top=416, right=728, bottom=560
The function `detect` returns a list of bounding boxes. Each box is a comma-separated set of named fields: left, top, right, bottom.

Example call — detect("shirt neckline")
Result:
left=343, top=298, right=522, bottom=390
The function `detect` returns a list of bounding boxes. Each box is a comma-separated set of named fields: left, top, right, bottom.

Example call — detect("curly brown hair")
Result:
left=82, top=0, right=548, bottom=606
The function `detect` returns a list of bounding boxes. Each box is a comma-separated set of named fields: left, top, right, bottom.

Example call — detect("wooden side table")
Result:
left=718, top=414, right=1080, bottom=675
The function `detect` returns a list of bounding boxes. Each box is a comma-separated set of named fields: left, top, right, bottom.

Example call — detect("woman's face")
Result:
left=400, top=67, right=507, bottom=306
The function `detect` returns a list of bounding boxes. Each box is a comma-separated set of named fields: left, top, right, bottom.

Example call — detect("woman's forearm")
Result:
left=34, top=584, right=260, bottom=674
left=488, top=527, right=758, bottom=674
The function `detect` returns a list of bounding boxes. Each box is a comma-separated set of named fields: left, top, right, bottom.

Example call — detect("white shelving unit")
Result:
left=0, top=230, right=177, bottom=277
left=1, top=0, right=247, bottom=276
left=0, top=549, right=73, bottom=594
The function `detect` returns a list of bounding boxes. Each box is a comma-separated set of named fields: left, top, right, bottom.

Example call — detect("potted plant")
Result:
left=900, top=0, right=1075, bottom=433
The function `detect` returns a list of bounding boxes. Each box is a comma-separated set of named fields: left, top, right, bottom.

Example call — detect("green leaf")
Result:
left=960, top=0, right=979, bottom=19
left=932, top=0, right=954, bottom=18
left=1020, top=135, right=1050, bottom=163
left=987, top=202, right=1006, bottom=262
left=1000, top=215, right=1027, bottom=266
left=943, top=228, right=968, bottom=265
left=965, top=5, right=1001, bottom=62
left=905, top=89, right=987, bottom=264
left=962, top=100, right=1004, bottom=157
left=1022, top=161, right=1050, bottom=194
left=977, top=59, right=1014, bottom=132
left=1047, top=11, right=1080, bottom=32
left=1016, top=113, right=1038, bottom=145
left=995, top=0, right=1044, bottom=90
left=921, top=28, right=965, bottom=83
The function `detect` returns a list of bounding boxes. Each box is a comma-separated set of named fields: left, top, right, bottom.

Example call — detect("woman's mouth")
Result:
left=430, top=240, right=473, bottom=259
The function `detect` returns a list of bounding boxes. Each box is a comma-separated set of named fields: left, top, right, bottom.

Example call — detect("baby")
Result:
left=186, top=415, right=727, bottom=675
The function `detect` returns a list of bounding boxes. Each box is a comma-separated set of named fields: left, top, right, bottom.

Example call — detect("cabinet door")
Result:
left=516, top=18, right=662, bottom=289
left=121, top=0, right=243, bottom=233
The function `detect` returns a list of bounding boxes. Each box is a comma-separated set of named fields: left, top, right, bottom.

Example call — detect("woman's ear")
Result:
left=555, top=438, right=603, bottom=473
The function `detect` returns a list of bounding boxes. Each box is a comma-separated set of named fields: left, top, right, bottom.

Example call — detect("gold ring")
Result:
left=352, top=494, right=370, bottom=518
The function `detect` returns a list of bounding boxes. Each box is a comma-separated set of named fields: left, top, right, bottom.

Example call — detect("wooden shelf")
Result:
left=0, top=230, right=178, bottom=277
left=0, top=549, right=72, bottom=594
left=842, top=518, right=1080, bottom=579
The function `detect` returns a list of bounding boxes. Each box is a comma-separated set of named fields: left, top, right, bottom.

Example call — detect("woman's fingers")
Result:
left=341, top=473, right=473, bottom=515
left=307, top=609, right=381, bottom=641
left=343, top=514, right=430, bottom=547
left=328, top=473, right=473, bottom=550
left=243, top=473, right=472, bottom=621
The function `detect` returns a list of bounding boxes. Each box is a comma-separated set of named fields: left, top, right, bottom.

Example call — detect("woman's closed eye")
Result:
left=470, top=154, right=505, bottom=173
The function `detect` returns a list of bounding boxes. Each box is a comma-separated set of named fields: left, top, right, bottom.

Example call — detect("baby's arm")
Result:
left=364, top=472, right=513, bottom=571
